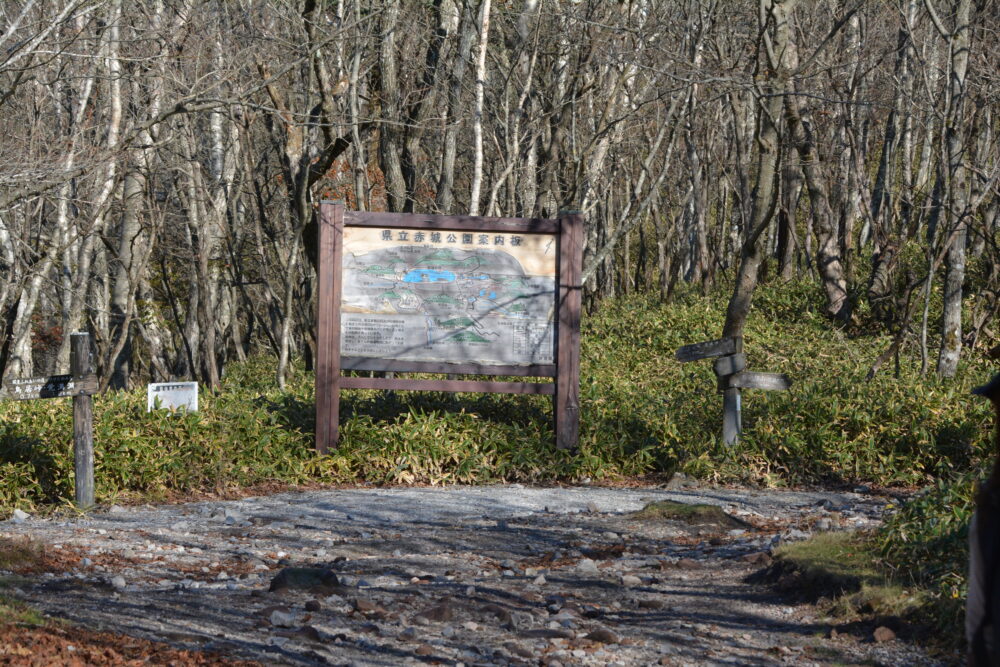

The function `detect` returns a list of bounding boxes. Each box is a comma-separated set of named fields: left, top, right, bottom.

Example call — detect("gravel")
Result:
left=0, top=483, right=951, bottom=666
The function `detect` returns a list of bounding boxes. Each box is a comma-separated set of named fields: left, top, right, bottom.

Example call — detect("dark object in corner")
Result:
left=968, top=374, right=1000, bottom=666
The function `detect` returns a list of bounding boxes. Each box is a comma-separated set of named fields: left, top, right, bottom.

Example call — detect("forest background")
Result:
left=1, top=0, right=996, bottom=389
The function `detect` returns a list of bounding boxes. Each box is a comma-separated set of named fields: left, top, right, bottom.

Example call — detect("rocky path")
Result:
left=1, top=483, right=949, bottom=666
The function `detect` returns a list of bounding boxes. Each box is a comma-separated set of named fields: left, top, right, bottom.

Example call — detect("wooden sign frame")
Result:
left=315, top=202, right=583, bottom=453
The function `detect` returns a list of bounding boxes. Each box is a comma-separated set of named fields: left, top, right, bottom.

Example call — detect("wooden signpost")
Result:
left=0, top=332, right=97, bottom=507
left=316, top=202, right=583, bottom=453
left=675, top=335, right=791, bottom=445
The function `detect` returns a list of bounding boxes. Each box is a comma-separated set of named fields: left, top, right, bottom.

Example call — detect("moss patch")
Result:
left=631, top=500, right=750, bottom=529
left=0, top=538, right=43, bottom=572
left=751, top=532, right=924, bottom=624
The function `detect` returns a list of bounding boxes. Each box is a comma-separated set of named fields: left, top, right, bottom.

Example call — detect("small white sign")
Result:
left=147, top=382, right=198, bottom=413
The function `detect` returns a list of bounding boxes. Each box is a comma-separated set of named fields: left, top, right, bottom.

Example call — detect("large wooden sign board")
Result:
left=316, top=202, right=583, bottom=452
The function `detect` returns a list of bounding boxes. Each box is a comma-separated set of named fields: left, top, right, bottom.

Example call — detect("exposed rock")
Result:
left=269, top=567, right=340, bottom=594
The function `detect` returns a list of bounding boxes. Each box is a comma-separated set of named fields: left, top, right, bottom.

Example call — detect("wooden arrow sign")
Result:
left=726, top=371, right=792, bottom=391
left=0, top=374, right=98, bottom=401
left=675, top=337, right=738, bottom=362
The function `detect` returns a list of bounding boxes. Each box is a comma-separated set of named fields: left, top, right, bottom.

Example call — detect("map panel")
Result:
left=340, top=227, right=557, bottom=366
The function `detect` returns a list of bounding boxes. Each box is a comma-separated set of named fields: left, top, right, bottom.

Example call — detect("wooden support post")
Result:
left=722, top=388, right=741, bottom=446
left=721, top=337, right=743, bottom=447
left=70, top=332, right=94, bottom=508
left=555, top=212, right=583, bottom=450
left=316, top=202, right=344, bottom=453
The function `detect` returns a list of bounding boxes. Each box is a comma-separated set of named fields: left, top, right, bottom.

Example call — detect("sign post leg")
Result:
left=555, top=213, right=583, bottom=450
left=316, top=202, right=344, bottom=453
left=70, top=332, right=94, bottom=508
left=722, top=387, right=741, bottom=446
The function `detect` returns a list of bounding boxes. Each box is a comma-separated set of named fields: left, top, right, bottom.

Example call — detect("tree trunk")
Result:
left=936, top=0, right=973, bottom=377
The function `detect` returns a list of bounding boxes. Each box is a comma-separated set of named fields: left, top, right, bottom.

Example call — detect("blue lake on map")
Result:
left=403, top=269, right=456, bottom=283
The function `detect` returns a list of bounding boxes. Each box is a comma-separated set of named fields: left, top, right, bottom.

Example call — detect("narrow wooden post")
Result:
left=70, top=332, right=95, bottom=508
left=721, top=336, right=743, bottom=446
left=555, top=212, right=583, bottom=450
left=316, top=202, right=344, bottom=453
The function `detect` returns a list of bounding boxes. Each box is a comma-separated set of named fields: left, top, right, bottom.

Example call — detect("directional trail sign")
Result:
left=1, top=374, right=98, bottom=400
left=675, top=335, right=791, bottom=445
left=0, top=333, right=98, bottom=508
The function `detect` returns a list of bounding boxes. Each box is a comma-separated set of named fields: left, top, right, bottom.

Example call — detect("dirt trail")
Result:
left=1, top=484, right=952, bottom=666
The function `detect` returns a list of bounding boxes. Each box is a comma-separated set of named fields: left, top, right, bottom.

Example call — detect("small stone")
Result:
left=110, top=575, right=126, bottom=590
left=586, top=502, right=600, bottom=513
left=815, top=518, right=833, bottom=531
left=585, top=628, right=620, bottom=644
left=81, top=558, right=93, bottom=567
left=521, top=628, right=574, bottom=639
left=480, top=603, right=513, bottom=626
left=676, top=558, right=701, bottom=569
left=170, top=521, right=189, bottom=532
left=828, top=627, right=839, bottom=639
left=442, top=625, right=456, bottom=638
left=533, top=574, right=547, bottom=585
left=577, top=558, right=600, bottom=574
left=873, top=626, right=896, bottom=642
left=399, top=627, right=419, bottom=641
left=740, top=551, right=772, bottom=566
left=108, top=505, right=125, bottom=513
left=414, top=644, right=435, bottom=656
left=270, top=609, right=297, bottom=628
left=305, top=600, right=322, bottom=612
left=504, top=642, right=534, bottom=658
left=9, top=509, right=29, bottom=524
left=854, top=485, right=871, bottom=494
left=621, top=575, right=642, bottom=587
left=415, top=602, right=454, bottom=623
left=637, top=599, right=664, bottom=609
left=463, top=621, right=479, bottom=631
left=785, top=528, right=811, bottom=541
left=352, top=598, right=387, bottom=618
